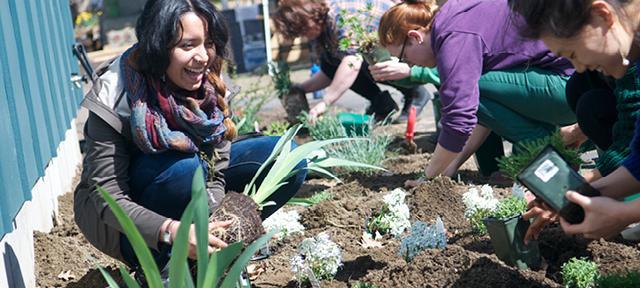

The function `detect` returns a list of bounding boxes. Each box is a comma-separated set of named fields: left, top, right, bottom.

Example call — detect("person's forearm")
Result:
left=591, top=166, right=640, bottom=199
left=426, top=143, right=459, bottom=178
left=300, top=70, right=331, bottom=92
left=323, top=55, right=361, bottom=105
left=444, top=124, right=491, bottom=177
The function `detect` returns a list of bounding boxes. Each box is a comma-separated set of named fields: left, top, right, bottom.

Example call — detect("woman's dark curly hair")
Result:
left=508, top=0, right=631, bottom=38
left=273, top=0, right=330, bottom=40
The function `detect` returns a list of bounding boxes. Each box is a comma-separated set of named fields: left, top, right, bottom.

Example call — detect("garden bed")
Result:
left=35, top=129, right=640, bottom=287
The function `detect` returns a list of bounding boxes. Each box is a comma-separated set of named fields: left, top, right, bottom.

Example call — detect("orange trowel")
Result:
left=405, top=106, right=418, bottom=153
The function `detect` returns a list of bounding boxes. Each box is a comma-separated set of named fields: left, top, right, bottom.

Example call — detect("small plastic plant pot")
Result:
left=338, top=112, right=371, bottom=136
left=362, top=47, right=392, bottom=65
left=483, top=214, right=541, bottom=270
left=517, top=145, right=601, bottom=224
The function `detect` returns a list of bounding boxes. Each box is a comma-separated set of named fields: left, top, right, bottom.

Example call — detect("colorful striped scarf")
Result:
left=120, top=47, right=226, bottom=154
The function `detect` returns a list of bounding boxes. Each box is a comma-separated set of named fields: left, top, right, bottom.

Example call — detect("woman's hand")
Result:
left=581, top=168, right=602, bottom=183
left=368, top=61, right=411, bottom=82
left=560, top=123, right=587, bottom=149
left=559, top=191, right=633, bottom=239
left=522, top=199, right=558, bottom=243
left=309, top=101, right=328, bottom=121
left=165, top=220, right=233, bottom=259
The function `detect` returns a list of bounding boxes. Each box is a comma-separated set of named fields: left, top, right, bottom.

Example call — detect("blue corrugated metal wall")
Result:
left=0, top=0, right=82, bottom=237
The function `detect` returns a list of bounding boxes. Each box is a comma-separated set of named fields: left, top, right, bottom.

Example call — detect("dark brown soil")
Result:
left=34, top=176, right=123, bottom=288
left=251, top=154, right=640, bottom=288
left=34, top=146, right=640, bottom=288
left=210, top=191, right=265, bottom=244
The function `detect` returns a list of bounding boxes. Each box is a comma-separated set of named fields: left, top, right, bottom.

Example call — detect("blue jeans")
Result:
left=120, top=136, right=307, bottom=268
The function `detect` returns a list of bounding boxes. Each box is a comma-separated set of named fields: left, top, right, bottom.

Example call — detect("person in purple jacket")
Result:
left=378, top=0, right=577, bottom=183
left=510, top=0, right=640, bottom=241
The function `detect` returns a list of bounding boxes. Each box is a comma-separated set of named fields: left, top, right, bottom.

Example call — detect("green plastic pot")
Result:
left=362, top=47, right=392, bottom=65
left=483, top=214, right=541, bottom=270
left=517, top=145, right=601, bottom=224
left=337, top=112, right=371, bottom=136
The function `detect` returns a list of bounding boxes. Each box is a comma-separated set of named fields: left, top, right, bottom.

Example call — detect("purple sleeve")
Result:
left=622, top=114, right=640, bottom=181
left=434, top=32, right=485, bottom=152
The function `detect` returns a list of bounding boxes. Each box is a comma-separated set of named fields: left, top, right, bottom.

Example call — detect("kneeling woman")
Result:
left=74, top=0, right=306, bottom=277
left=378, top=0, right=576, bottom=179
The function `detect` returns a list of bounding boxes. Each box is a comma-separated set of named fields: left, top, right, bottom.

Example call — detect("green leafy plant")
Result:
left=596, top=270, right=640, bottom=288
left=300, top=112, right=391, bottom=174
left=97, top=166, right=276, bottom=288
left=267, top=61, right=291, bottom=99
left=263, top=120, right=290, bottom=136
left=561, top=257, right=599, bottom=288
left=329, top=134, right=391, bottom=174
left=299, top=111, right=348, bottom=140
left=336, top=3, right=378, bottom=54
left=468, top=208, right=493, bottom=235
left=242, top=124, right=384, bottom=205
left=497, top=131, right=583, bottom=180
left=490, top=196, right=528, bottom=220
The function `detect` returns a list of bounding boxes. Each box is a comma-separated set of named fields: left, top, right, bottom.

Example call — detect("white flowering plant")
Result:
left=398, top=217, right=447, bottom=262
left=462, top=184, right=529, bottom=234
left=462, top=185, right=499, bottom=234
left=262, top=209, right=305, bottom=241
left=290, top=232, right=343, bottom=283
left=367, top=188, right=411, bottom=237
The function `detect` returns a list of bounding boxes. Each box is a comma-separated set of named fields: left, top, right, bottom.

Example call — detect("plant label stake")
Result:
left=517, top=145, right=601, bottom=224
left=405, top=106, right=417, bottom=153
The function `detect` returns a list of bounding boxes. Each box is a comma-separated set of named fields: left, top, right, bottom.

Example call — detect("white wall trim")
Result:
left=0, top=119, right=82, bottom=288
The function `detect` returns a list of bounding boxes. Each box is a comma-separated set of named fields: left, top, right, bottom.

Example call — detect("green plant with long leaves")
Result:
left=243, top=124, right=386, bottom=207
left=561, top=257, right=599, bottom=288
left=267, top=61, right=291, bottom=99
left=299, top=111, right=347, bottom=141
left=497, top=131, right=583, bottom=180
left=97, top=166, right=276, bottom=288
left=300, top=112, right=391, bottom=174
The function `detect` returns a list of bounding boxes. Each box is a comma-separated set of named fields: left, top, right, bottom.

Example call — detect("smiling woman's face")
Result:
left=540, top=2, right=637, bottom=79
left=166, top=12, right=215, bottom=91
left=542, top=25, right=628, bottom=79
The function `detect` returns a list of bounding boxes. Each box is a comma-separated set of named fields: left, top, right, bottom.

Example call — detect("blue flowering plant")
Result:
left=398, top=217, right=447, bottom=262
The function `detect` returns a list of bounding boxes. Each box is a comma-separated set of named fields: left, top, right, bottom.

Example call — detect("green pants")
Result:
left=474, top=68, right=575, bottom=175
left=476, top=67, right=575, bottom=143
